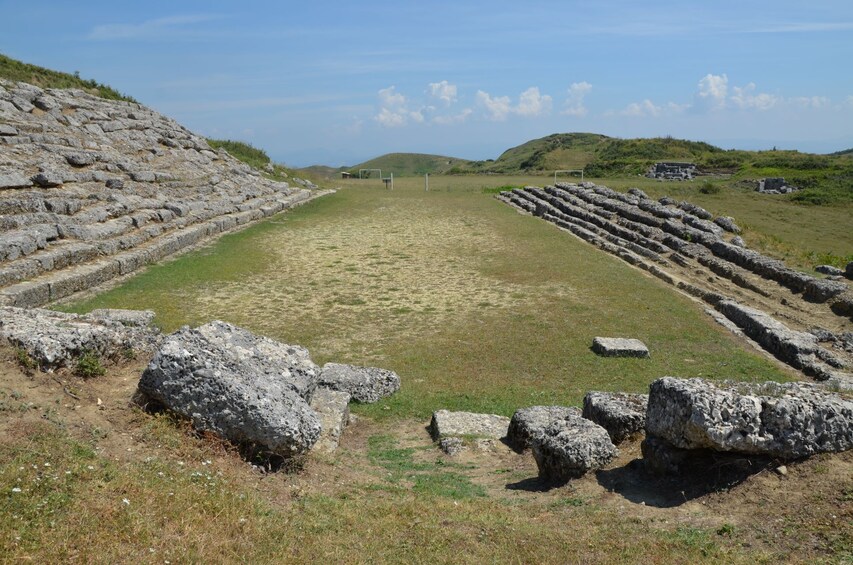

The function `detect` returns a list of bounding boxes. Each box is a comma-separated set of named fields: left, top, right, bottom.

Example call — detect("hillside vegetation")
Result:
left=0, top=53, right=136, bottom=103
left=341, top=133, right=853, bottom=204
left=345, top=152, right=471, bottom=177
left=206, top=138, right=320, bottom=185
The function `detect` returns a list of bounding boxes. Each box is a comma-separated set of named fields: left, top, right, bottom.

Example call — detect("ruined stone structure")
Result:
left=646, top=162, right=697, bottom=180
left=499, top=182, right=853, bottom=390
left=0, top=79, right=329, bottom=308
left=757, top=177, right=799, bottom=194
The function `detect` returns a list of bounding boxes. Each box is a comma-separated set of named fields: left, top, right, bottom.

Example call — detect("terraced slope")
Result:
left=0, top=79, right=326, bottom=308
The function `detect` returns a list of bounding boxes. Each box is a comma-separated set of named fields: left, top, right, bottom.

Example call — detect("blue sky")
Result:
left=2, top=1, right=852, bottom=166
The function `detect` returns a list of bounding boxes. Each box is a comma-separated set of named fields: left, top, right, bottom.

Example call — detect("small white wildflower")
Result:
left=65, top=471, right=71, bottom=475
left=122, top=498, right=130, bottom=505
left=43, top=463, right=50, bottom=467
left=87, top=465, right=94, bottom=470
left=11, top=487, right=21, bottom=493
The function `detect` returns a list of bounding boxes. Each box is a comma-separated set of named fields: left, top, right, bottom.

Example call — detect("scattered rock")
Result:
left=582, top=392, right=648, bottom=444
left=645, top=376, right=853, bottom=459
left=318, top=362, right=400, bottom=403
left=507, top=405, right=579, bottom=451
left=309, top=388, right=351, bottom=454
left=105, top=178, right=124, bottom=190
left=592, top=337, right=650, bottom=358
left=429, top=409, right=510, bottom=441
left=531, top=411, right=618, bottom=482
left=815, top=265, right=844, bottom=276
left=137, top=321, right=321, bottom=458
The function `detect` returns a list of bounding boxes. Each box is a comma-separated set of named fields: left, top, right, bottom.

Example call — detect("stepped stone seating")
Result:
left=0, top=79, right=324, bottom=307
left=497, top=182, right=853, bottom=387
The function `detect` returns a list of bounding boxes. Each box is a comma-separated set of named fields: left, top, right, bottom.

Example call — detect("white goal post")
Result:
left=554, top=169, right=584, bottom=183
left=359, top=168, right=382, bottom=179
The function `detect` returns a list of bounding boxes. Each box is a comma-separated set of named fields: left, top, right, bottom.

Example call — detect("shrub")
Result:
left=699, top=181, right=720, bottom=195
left=75, top=350, right=106, bottom=379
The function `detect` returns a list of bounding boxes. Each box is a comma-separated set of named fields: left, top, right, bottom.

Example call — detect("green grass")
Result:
left=60, top=175, right=795, bottom=423
left=0, top=53, right=136, bottom=103
left=17, top=174, right=853, bottom=563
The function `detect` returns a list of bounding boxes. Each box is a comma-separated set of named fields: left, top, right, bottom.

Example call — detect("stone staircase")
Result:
left=0, top=79, right=327, bottom=308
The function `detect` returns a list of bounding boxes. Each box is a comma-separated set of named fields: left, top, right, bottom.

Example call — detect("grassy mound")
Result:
left=0, top=53, right=136, bottom=103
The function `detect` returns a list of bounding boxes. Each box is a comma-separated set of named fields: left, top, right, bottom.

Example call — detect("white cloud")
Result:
left=378, top=86, right=406, bottom=108
left=790, top=96, right=829, bottom=109
left=562, top=81, right=592, bottom=117
left=695, top=73, right=728, bottom=111
left=375, top=86, right=423, bottom=127
left=476, top=90, right=513, bottom=121
left=432, top=108, right=473, bottom=125
left=730, top=83, right=779, bottom=110
left=516, top=87, right=553, bottom=117
left=476, top=87, right=553, bottom=120
left=375, top=107, right=407, bottom=127
left=622, top=99, right=663, bottom=117
left=428, top=81, right=458, bottom=105
left=89, top=14, right=220, bottom=40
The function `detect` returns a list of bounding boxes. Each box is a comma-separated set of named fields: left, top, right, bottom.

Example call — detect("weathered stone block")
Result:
left=592, top=337, right=650, bottom=358
left=318, top=363, right=400, bottom=403
left=429, top=410, right=510, bottom=441
left=582, top=392, right=648, bottom=444
left=645, top=376, right=853, bottom=459
left=531, top=412, right=618, bottom=482
left=507, top=405, right=579, bottom=451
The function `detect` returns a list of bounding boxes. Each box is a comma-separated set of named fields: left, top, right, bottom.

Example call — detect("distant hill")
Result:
left=0, top=53, right=136, bottom=103
left=487, top=132, right=611, bottom=173
left=341, top=134, right=734, bottom=177
left=299, top=165, right=345, bottom=178
left=344, top=152, right=472, bottom=177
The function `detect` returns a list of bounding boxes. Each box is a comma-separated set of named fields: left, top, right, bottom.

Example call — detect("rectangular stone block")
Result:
left=592, top=337, right=650, bottom=358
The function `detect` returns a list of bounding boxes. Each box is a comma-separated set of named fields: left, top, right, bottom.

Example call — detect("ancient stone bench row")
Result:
left=0, top=191, right=313, bottom=308
left=540, top=184, right=850, bottom=307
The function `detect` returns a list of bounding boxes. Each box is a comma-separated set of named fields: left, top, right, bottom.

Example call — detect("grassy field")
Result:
left=13, top=175, right=851, bottom=563
left=60, top=176, right=796, bottom=420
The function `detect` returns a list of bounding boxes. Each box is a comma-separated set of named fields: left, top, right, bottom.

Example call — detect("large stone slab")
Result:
left=645, top=376, right=853, bottom=459
left=137, top=321, right=322, bottom=457
left=429, top=410, right=510, bottom=441
left=531, top=411, right=618, bottom=482
left=318, top=362, right=400, bottom=403
left=592, top=337, right=650, bottom=358
left=582, top=392, right=648, bottom=444
left=506, top=405, right=579, bottom=451
left=0, top=306, right=160, bottom=369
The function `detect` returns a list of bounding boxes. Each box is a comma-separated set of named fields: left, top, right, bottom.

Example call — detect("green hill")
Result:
left=0, top=53, right=136, bottom=103
left=346, top=153, right=473, bottom=177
